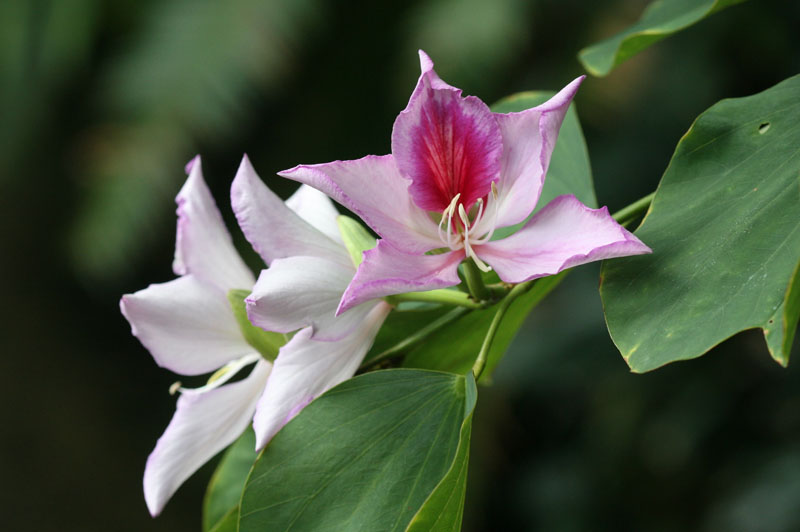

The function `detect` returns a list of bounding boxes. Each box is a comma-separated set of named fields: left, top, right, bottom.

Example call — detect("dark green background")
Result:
left=2, top=0, right=799, bottom=530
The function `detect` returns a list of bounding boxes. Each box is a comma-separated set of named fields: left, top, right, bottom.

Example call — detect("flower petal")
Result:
left=279, top=155, right=441, bottom=254
left=231, top=155, right=350, bottom=266
left=391, top=51, right=503, bottom=212
left=120, top=275, right=251, bottom=375
left=476, top=195, right=652, bottom=283
left=173, top=156, right=254, bottom=290
left=474, top=77, right=585, bottom=233
left=143, top=360, right=271, bottom=516
left=251, top=303, right=391, bottom=450
left=338, top=240, right=463, bottom=313
left=285, top=184, right=343, bottom=244
left=246, top=255, right=369, bottom=341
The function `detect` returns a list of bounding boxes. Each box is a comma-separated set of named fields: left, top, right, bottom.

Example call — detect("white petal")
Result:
left=285, top=184, right=343, bottom=244
left=246, top=256, right=369, bottom=341
left=143, top=360, right=271, bottom=516
left=252, top=302, right=391, bottom=450
left=120, top=275, right=251, bottom=375
left=173, top=156, right=255, bottom=290
left=231, top=155, right=350, bottom=267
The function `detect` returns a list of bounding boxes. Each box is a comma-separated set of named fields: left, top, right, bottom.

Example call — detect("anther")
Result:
left=169, top=381, right=182, bottom=396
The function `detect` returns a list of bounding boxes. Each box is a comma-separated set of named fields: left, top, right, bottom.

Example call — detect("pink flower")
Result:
left=279, top=51, right=651, bottom=313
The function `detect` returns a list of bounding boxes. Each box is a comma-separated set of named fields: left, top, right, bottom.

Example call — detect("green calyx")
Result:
left=337, top=215, right=377, bottom=267
left=227, top=289, right=287, bottom=362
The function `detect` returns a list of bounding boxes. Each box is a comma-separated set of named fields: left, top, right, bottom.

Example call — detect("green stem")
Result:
left=612, top=192, right=655, bottom=228
left=471, top=280, right=536, bottom=380
left=463, top=258, right=490, bottom=302
left=360, top=307, right=470, bottom=370
left=386, top=289, right=485, bottom=309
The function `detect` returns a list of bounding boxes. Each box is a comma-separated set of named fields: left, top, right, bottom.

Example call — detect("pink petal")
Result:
left=285, top=184, right=343, bottom=244
left=338, top=240, right=463, bottom=313
left=391, top=51, right=503, bottom=212
left=173, top=156, right=255, bottom=290
left=252, top=303, right=391, bottom=450
left=479, top=77, right=585, bottom=232
left=476, top=195, right=652, bottom=283
left=120, top=275, right=252, bottom=375
left=246, top=255, right=370, bottom=342
left=143, top=360, right=270, bottom=516
left=231, top=155, right=350, bottom=267
left=279, top=155, right=441, bottom=254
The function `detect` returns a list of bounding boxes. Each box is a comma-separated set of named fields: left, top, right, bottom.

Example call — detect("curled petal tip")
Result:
left=418, top=49, right=434, bottom=72
left=184, top=155, right=200, bottom=175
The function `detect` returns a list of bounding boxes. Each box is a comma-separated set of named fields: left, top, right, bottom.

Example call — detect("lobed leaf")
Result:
left=600, top=73, right=800, bottom=372
left=238, top=369, right=476, bottom=532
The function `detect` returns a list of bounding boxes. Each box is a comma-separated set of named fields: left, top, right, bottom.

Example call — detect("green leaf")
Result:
left=600, top=74, right=800, bottom=372
left=490, top=91, right=597, bottom=240
left=578, top=0, right=747, bottom=77
left=765, top=260, right=800, bottom=366
left=337, top=215, right=377, bottom=267
left=227, top=289, right=286, bottom=361
left=238, top=369, right=476, bottom=532
left=208, top=508, right=238, bottom=532
left=362, top=305, right=454, bottom=367
left=405, top=373, right=477, bottom=532
left=403, top=273, right=566, bottom=378
left=203, top=429, right=258, bottom=532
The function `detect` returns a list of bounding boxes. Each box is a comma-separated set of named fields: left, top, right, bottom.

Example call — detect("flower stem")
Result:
left=386, top=289, right=485, bottom=309
left=360, top=307, right=470, bottom=370
left=463, top=258, right=491, bottom=302
left=612, top=192, right=655, bottom=228
left=471, top=280, right=536, bottom=380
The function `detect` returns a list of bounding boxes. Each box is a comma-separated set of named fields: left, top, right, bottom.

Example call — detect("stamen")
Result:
left=169, top=353, right=261, bottom=396
left=445, top=194, right=461, bottom=249
left=468, top=249, right=493, bottom=272
left=438, top=194, right=462, bottom=250
left=458, top=203, right=491, bottom=271
left=472, top=189, right=501, bottom=245
left=474, top=198, right=485, bottom=227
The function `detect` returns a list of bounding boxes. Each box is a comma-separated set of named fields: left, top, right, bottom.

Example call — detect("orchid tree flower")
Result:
left=231, top=155, right=391, bottom=450
left=120, top=157, right=270, bottom=516
left=120, top=157, right=386, bottom=516
left=279, top=51, right=651, bottom=313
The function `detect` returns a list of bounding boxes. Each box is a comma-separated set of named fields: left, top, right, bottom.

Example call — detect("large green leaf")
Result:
left=403, top=273, right=565, bottom=378
left=405, top=373, right=476, bottom=532
left=202, top=429, right=257, bottom=532
left=578, top=0, right=747, bottom=77
left=238, top=369, right=476, bottom=532
left=600, top=74, right=800, bottom=372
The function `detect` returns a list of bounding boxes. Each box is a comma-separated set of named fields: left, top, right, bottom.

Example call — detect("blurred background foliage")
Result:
left=1, top=0, right=799, bottom=530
